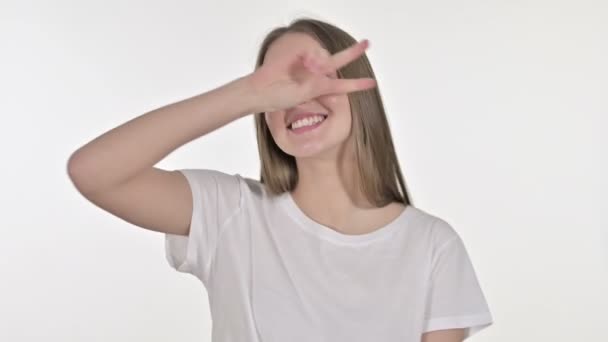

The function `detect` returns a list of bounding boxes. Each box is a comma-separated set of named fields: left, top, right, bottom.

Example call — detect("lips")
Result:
left=285, top=112, right=328, bottom=128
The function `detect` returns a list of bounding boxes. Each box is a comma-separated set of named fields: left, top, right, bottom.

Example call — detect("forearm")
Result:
left=67, top=75, right=257, bottom=194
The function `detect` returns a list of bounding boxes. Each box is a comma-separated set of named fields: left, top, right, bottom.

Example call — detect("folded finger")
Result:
left=304, top=54, right=333, bottom=76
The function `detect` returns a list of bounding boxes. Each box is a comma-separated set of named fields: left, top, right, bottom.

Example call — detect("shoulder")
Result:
left=179, top=168, right=242, bottom=187
left=406, top=205, right=461, bottom=248
left=237, top=174, right=271, bottom=199
left=179, top=169, right=264, bottom=194
left=232, top=173, right=285, bottom=206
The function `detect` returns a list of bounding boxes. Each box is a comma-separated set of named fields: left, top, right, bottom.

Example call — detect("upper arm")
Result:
left=73, top=167, right=193, bottom=236
left=421, top=328, right=465, bottom=342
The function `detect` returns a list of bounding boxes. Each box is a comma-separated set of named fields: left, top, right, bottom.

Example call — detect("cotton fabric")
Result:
left=165, top=169, right=494, bottom=341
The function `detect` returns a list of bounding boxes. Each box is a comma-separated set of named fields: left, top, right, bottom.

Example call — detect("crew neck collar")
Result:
left=279, top=191, right=413, bottom=245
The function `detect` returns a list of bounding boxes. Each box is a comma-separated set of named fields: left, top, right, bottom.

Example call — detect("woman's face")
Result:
left=262, top=32, right=354, bottom=161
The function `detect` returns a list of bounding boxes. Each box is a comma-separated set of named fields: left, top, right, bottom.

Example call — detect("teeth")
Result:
left=289, top=115, right=326, bottom=130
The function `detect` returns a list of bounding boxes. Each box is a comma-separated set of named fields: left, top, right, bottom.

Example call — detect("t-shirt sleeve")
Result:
left=422, top=221, right=494, bottom=339
left=164, top=168, right=242, bottom=287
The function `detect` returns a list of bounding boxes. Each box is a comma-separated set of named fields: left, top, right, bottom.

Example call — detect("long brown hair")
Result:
left=253, top=17, right=413, bottom=208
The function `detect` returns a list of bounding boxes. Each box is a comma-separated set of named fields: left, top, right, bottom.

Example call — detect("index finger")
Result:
left=328, top=39, right=370, bottom=72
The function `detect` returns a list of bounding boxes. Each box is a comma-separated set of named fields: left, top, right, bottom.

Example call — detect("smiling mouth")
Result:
left=286, top=114, right=328, bottom=130
left=286, top=115, right=329, bottom=135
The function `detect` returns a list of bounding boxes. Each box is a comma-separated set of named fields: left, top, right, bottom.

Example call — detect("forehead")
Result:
left=263, top=32, right=329, bottom=65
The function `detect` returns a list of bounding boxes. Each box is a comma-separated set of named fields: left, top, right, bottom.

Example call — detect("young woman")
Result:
left=68, top=18, right=493, bottom=342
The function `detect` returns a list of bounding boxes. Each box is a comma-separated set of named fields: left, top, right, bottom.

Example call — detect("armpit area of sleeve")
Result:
left=422, top=311, right=494, bottom=339
left=165, top=225, right=204, bottom=279
left=164, top=169, right=208, bottom=284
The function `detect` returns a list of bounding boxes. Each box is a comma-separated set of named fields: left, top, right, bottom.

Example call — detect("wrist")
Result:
left=233, top=73, right=264, bottom=115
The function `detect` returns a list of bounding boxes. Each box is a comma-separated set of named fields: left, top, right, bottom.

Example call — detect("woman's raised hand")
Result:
left=246, top=39, right=377, bottom=113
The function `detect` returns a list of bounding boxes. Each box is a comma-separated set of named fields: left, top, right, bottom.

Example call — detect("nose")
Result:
left=293, top=98, right=317, bottom=108
left=291, top=97, right=324, bottom=113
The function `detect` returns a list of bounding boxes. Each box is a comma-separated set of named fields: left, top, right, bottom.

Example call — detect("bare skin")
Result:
left=260, top=34, right=466, bottom=341
left=422, top=328, right=466, bottom=342
left=67, top=34, right=378, bottom=236
left=68, top=32, right=464, bottom=342
left=260, top=32, right=405, bottom=236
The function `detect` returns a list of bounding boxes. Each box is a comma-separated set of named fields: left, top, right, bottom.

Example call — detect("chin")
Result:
left=282, top=134, right=351, bottom=160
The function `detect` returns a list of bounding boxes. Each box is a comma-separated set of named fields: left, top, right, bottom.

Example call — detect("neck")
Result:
left=290, top=156, right=375, bottom=226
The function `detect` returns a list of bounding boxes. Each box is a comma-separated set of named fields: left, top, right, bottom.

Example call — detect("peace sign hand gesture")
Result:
left=247, top=39, right=377, bottom=113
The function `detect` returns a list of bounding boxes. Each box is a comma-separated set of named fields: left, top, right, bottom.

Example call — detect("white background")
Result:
left=1, top=0, right=606, bottom=341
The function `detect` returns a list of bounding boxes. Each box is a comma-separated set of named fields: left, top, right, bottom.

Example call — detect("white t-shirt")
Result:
left=165, top=169, right=494, bottom=341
